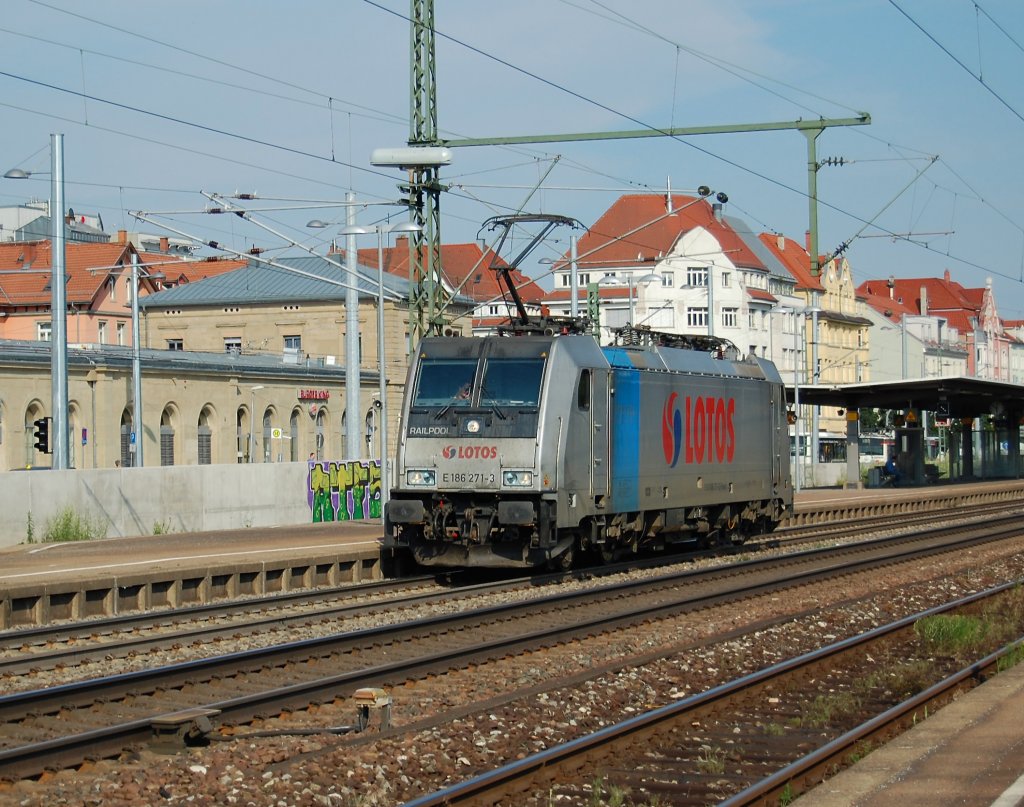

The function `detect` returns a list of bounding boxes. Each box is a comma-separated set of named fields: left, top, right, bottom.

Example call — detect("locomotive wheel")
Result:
left=547, top=544, right=575, bottom=571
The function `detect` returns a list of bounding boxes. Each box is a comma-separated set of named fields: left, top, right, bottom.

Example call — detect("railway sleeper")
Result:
left=149, top=707, right=221, bottom=754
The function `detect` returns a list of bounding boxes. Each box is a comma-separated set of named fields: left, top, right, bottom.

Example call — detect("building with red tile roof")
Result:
left=857, top=271, right=1013, bottom=381
left=541, top=193, right=777, bottom=352
left=351, top=236, right=545, bottom=335
left=0, top=237, right=245, bottom=346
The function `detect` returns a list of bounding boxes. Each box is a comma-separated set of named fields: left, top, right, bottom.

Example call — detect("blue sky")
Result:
left=3, top=0, right=1024, bottom=316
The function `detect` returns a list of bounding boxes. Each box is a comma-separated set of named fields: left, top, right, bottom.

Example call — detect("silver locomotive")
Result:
left=384, top=325, right=793, bottom=569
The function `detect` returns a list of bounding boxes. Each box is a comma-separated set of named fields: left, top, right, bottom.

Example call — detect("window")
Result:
left=108, top=274, right=116, bottom=301
left=721, top=272, right=731, bottom=288
left=167, top=339, right=183, bottom=351
left=660, top=272, right=673, bottom=287
left=579, top=273, right=590, bottom=285
left=224, top=337, right=242, bottom=354
left=686, top=267, right=708, bottom=287
left=576, top=370, right=591, bottom=411
left=284, top=335, right=302, bottom=352
left=413, top=359, right=479, bottom=407
left=98, top=320, right=107, bottom=344
left=37, top=321, right=52, bottom=341
left=160, top=409, right=175, bottom=466
left=116, top=322, right=126, bottom=346
left=480, top=358, right=546, bottom=407
left=723, top=308, right=738, bottom=327
left=686, top=307, right=708, bottom=328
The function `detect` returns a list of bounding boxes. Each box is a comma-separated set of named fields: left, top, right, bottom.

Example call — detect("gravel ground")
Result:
left=5, top=535, right=1024, bottom=807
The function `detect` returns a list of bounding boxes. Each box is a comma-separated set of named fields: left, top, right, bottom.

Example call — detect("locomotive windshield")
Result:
left=479, top=358, right=545, bottom=407
left=412, top=358, right=479, bottom=407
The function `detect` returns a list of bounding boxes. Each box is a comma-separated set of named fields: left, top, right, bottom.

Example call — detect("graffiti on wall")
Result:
left=308, top=459, right=381, bottom=522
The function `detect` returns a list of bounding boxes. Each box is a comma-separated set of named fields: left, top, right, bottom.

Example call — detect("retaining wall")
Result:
left=0, top=462, right=313, bottom=547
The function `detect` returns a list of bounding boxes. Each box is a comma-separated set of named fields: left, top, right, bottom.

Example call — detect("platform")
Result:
left=805, top=660, right=1024, bottom=806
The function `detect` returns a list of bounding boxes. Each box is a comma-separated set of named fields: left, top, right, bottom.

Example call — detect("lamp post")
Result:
left=5, top=133, right=68, bottom=468
left=129, top=255, right=165, bottom=467
left=339, top=221, right=423, bottom=519
left=249, top=385, right=264, bottom=463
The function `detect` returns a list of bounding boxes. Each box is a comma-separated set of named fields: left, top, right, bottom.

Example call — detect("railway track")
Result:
left=3, top=501, right=1018, bottom=684
left=405, top=583, right=1024, bottom=806
left=1, top=513, right=1022, bottom=785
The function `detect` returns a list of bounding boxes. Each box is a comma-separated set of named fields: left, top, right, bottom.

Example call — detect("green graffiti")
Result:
left=307, top=459, right=381, bottom=522
left=311, top=484, right=335, bottom=522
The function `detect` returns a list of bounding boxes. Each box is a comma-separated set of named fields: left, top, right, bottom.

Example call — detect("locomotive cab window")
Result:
left=577, top=369, right=591, bottom=411
left=479, top=358, right=545, bottom=408
left=412, top=358, right=479, bottom=407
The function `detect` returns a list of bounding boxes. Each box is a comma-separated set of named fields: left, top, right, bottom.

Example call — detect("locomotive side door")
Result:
left=771, top=383, right=786, bottom=492
left=590, top=368, right=611, bottom=497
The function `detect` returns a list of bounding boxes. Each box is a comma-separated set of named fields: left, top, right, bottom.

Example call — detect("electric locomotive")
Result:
left=384, top=324, right=793, bottom=569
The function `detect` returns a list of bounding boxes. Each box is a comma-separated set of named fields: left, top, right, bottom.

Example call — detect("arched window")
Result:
left=198, top=406, right=214, bottom=465
left=365, top=408, right=376, bottom=457
left=24, top=401, right=46, bottom=468
left=236, top=407, right=248, bottom=463
left=68, top=403, right=79, bottom=469
left=290, top=408, right=301, bottom=462
left=160, top=407, right=176, bottom=466
left=316, top=408, right=327, bottom=459
left=262, top=408, right=273, bottom=462
left=120, top=407, right=133, bottom=468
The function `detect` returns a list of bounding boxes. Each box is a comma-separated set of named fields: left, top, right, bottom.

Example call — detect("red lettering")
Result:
left=726, top=398, right=736, bottom=461
left=693, top=397, right=705, bottom=463
left=715, top=398, right=726, bottom=462
left=683, top=395, right=736, bottom=465
left=705, top=397, right=715, bottom=464
left=685, top=395, right=693, bottom=464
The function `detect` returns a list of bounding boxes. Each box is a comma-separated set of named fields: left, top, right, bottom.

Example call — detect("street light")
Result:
left=338, top=220, right=423, bottom=519
left=129, top=255, right=165, bottom=467
left=5, top=134, right=69, bottom=469
left=249, top=385, right=265, bottom=463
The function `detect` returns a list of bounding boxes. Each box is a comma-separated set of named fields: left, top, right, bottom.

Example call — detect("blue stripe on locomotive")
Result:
left=610, top=367, right=640, bottom=510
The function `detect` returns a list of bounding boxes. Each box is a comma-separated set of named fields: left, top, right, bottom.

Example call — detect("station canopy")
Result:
left=787, top=377, right=1024, bottom=420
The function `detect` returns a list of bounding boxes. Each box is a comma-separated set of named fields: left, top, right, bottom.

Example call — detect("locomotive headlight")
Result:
left=406, top=469, right=436, bottom=486
left=502, top=470, right=533, bottom=487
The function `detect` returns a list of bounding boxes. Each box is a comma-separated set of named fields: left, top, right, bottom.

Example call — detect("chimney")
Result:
left=944, top=269, right=951, bottom=283
left=117, top=229, right=127, bottom=245
left=805, top=230, right=811, bottom=252
left=712, top=203, right=724, bottom=221
left=920, top=285, right=928, bottom=316
left=776, top=234, right=785, bottom=251
left=160, top=236, right=169, bottom=253
left=887, top=275, right=895, bottom=300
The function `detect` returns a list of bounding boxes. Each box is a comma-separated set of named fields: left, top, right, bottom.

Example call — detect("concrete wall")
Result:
left=0, top=461, right=314, bottom=547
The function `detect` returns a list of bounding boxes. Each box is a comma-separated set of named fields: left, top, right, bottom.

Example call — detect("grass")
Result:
left=43, top=506, right=107, bottom=542
left=800, top=691, right=861, bottom=729
left=695, top=744, right=727, bottom=775
left=914, top=613, right=988, bottom=659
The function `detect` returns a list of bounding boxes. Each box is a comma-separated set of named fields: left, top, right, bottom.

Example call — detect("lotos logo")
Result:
left=662, top=393, right=683, bottom=467
left=684, top=395, right=736, bottom=464
left=663, top=393, right=737, bottom=466
left=442, top=444, right=499, bottom=460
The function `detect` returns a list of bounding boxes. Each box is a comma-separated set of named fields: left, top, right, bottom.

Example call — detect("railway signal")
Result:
left=32, top=416, right=52, bottom=454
